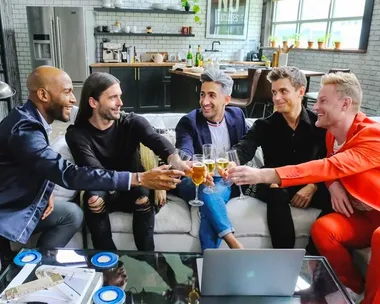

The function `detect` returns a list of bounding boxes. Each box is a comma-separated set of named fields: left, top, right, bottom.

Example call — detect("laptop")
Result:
left=196, top=248, right=305, bottom=297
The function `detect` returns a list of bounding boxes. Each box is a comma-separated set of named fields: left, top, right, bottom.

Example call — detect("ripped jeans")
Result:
left=83, top=187, right=155, bottom=251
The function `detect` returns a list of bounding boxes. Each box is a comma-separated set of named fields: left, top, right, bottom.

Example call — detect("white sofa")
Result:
left=18, top=111, right=372, bottom=274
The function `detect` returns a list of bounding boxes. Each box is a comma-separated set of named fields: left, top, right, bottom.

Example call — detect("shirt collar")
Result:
left=298, top=106, right=312, bottom=126
left=37, top=110, right=52, bottom=135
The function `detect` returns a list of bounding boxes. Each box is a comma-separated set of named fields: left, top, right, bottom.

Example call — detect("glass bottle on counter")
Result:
left=186, top=45, right=193, bottom=67
left=121, top=43, right=128, bottom=62
left=195, top=45, right=203, bottom=67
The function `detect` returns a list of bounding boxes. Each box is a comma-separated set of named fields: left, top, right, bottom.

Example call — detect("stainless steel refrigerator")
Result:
left=26, top=7, right=95, bottom=101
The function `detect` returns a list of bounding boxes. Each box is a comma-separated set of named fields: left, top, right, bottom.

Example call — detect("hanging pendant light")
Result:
left=0, top=81, right=15, bottom=99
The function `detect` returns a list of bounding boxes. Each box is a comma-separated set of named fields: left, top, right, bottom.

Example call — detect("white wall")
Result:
left=12, top=0, right=263, bottom=100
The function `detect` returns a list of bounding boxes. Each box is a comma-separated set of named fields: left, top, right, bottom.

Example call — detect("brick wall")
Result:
left=12, top=0, right=263, bottom=100
left=263, top=0, right=380, bottom=116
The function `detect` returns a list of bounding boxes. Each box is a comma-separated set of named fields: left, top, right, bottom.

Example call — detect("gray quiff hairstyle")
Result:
left=267, top=66, right=306, bottom=89
left=200, top=68, right=234, bottom=96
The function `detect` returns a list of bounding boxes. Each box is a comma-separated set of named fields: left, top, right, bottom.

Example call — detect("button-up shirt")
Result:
left=234, top=107, right=327, bottom=169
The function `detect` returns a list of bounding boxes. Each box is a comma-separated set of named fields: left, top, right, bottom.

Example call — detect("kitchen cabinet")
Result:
left=109, top=67, right=170, bottom=113
left=170, top=73, right=201, bottom=113
left=110, top=67, right=138, bottom=112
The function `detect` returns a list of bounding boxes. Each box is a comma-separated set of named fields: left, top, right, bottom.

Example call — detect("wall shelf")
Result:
left=94, top=7, right=195, bottom=14
left=94, top=32, right=195, bottom=37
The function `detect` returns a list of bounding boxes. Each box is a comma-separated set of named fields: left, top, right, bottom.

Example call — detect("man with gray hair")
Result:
left=231, top=66, right=332, bottom=251
left=175, top=68, right=248, bottom=250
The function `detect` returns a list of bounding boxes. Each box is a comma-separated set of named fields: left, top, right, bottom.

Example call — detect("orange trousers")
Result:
left=311, top=210, right=380, bottom=304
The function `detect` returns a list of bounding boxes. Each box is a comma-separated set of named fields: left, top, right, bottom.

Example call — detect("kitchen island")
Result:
left=89, top=61, right=267, bottom=113
left=170, top=69, right=255, bottom=113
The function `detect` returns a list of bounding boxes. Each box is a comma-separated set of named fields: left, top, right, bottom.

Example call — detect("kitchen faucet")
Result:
left=205, top=41, right=221, bottom=52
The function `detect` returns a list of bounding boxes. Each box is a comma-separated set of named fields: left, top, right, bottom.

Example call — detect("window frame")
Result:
left=270, top=0, right=374, bottom=51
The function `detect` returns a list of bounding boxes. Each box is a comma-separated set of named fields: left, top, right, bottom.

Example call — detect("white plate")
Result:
left=189, top=67, right=204, bottom=73
left=151, top=3, right=168, bottom=10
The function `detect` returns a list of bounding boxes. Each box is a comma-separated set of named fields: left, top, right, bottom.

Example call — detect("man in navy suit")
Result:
left=175, top=69, right=248, bottom=250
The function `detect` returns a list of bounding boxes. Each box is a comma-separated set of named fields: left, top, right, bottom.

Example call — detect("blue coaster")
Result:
left=91, top=252, right=119, bottom=269
left=13, top=250, right=42, bottom=267
left=93, top=286, right=126, bottom=304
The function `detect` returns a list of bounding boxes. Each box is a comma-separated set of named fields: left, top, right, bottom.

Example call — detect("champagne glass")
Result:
left=217, top=149, right=232, bottom=186
left=189, top=154, right=205, bottom=207
left=202, top=144, right=216, bottom=194
left=226, top=149, right=248, bottom=200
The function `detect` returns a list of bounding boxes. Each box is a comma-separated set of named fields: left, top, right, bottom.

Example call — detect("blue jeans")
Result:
left=33, top=200, right=83, bottom=248
left=175, top=177, right=233, bottom=250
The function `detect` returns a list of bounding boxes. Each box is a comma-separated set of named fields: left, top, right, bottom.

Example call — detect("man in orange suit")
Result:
left=225, top=72, right=380, bottom=304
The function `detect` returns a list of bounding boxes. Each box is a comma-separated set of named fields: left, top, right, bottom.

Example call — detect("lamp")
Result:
left=0, top=81, right=16, bottom=113
left=0, top=81, right=15, bottom=99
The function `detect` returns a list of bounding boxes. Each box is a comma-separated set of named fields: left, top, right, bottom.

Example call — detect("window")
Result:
left=271, top=0, right=372, bottom=50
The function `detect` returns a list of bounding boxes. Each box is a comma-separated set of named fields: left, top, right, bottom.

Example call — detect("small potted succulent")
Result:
left=333, top=39, right=341, bottom=50
left=317, top=37, right=325, bottom=49
left=269, top=35, right=277, bottom=48
left=293, top=33, right=301, bottom=48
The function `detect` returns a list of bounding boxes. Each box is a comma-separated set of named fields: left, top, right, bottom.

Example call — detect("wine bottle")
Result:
left=186, top=45, right=193, bottom=67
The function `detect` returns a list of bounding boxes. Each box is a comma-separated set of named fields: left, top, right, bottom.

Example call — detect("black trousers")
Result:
left=83, top=187, right=155, bottom=251
left=256, top=184, right=332, bottom=251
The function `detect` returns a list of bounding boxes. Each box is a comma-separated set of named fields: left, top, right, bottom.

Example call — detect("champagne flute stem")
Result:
left=195, top=185, right=199, bottom=201
left=238, top=185, right=244, bottom=198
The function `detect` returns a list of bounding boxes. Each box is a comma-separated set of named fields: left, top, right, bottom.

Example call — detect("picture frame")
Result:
left=206, top=0, right=250, bottom=40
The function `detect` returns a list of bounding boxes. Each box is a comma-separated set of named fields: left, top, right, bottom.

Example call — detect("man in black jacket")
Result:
left=66, top=72, right=182, bottom=251
left=233, top=67, right=332, bottom=251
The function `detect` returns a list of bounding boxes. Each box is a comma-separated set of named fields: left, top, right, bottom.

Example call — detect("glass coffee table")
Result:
left=0, top=249, right=353, bottom=303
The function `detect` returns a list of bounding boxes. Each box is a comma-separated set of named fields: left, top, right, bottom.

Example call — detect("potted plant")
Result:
left=317, top=37, right=325, bottom=49
left=307, top=40, right=314, bottom=49
left=269, top=35, right=277, bottom=48
left=333, top=39, right=341, bottom=50
left=293, top=33, right=301, bottom=48
left=181, top=0, right=201, bottom=24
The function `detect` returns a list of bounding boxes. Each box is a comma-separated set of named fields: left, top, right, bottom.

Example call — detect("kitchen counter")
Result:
left=90, top=62, right=176, bottom=67
left=170, top=69, right=250, bottom=79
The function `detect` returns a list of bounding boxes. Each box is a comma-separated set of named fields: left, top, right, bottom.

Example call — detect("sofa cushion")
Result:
left=226, top=196, right=321, bottom=238
left=51, top=135, right=77, bottom=201
left=110, top=194, right=192, bottom=234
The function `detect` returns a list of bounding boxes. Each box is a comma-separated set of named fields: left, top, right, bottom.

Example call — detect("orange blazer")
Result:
left=276, top=112, right=380, bottom=211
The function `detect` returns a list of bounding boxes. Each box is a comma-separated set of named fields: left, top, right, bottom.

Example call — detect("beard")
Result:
left=99, top=107, right=120, bottom=121
left=46, top=102, right=69, bottom=122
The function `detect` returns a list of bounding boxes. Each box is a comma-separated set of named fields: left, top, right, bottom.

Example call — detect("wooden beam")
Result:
left=0, top=0, right=22, bottom=113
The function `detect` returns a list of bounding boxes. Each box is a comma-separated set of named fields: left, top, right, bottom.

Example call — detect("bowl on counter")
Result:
left=151, top=3, right=168, bottom=10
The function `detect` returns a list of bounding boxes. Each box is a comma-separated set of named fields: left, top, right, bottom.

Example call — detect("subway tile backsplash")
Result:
left=12, top=0, right=263, bottom=101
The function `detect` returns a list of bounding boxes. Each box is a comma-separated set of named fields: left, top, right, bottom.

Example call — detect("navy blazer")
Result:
left=0, top=100, right=131, bottom=243
left=175, top=106, right=248, bottom=156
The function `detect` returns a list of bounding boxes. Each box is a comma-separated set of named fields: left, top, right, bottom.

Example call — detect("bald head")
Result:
left=26, top=66, right=76, bottom=123
left=27, top=66, right=71, bottom=95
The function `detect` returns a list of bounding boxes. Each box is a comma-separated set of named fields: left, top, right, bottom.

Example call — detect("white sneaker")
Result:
left=346, top=288, right=364, bottom=304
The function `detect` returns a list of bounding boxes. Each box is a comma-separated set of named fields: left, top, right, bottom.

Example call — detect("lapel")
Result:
left=225, top=110, right=238, bottom=145
left=197, top=109, right=212, bottom=145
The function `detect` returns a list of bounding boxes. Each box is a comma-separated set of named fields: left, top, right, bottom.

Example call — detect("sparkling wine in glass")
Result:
left=217, top=150, right=232, bottom=186
left=189, top=154, right=205, bottom=207
left=226, top=149, right=248, bottom=199
left=202, top=144, right=216, bottom=194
